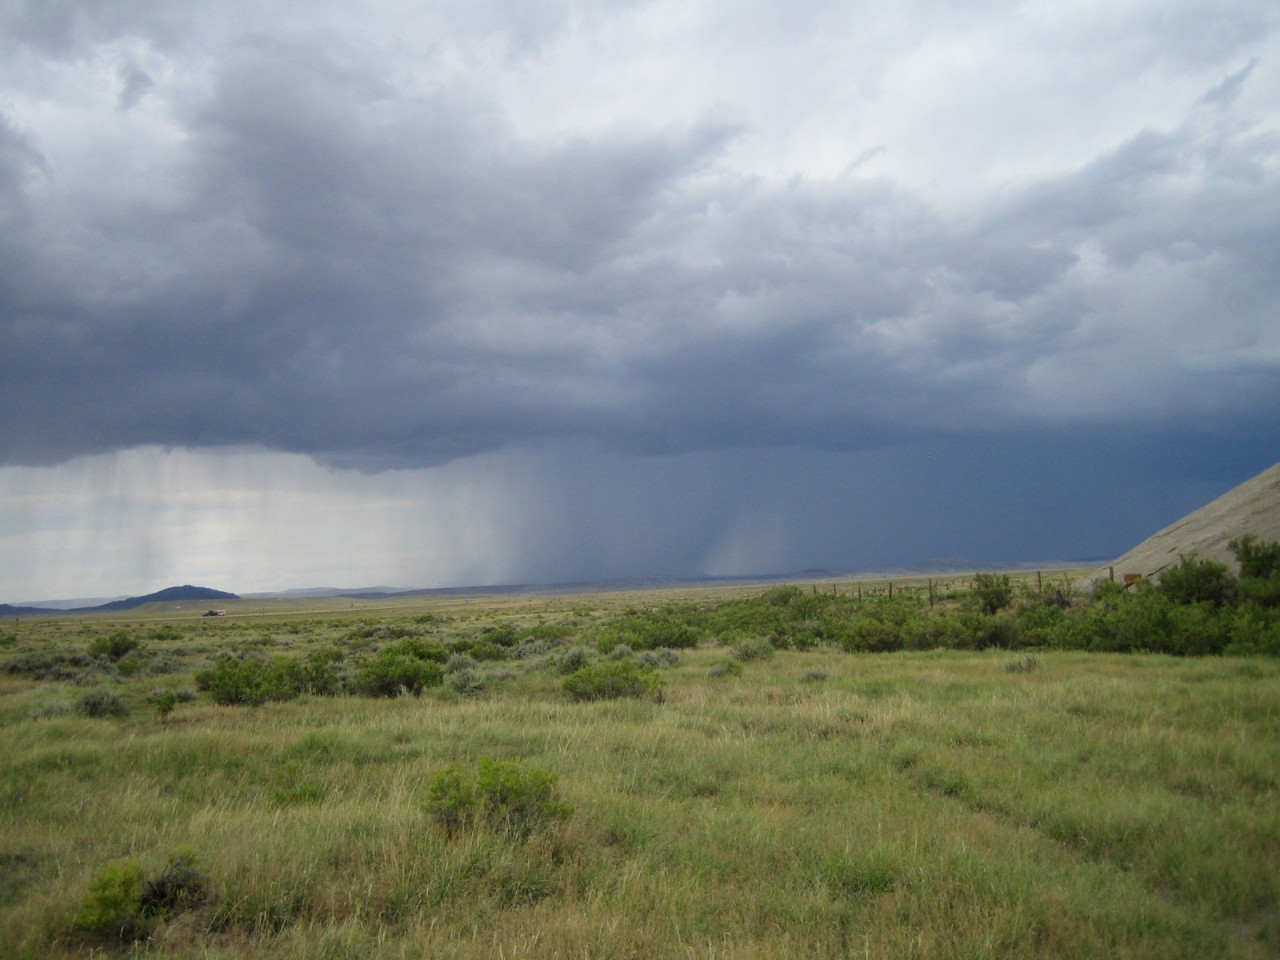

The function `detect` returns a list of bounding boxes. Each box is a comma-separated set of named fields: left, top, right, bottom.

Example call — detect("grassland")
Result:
left=1, top=573, right=1277, bottom=958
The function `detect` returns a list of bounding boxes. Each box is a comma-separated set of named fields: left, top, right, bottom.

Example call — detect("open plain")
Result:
left=1, top=573, right=1277, bottom=959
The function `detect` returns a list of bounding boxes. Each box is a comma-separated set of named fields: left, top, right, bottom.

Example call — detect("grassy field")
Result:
left=1, top=577, right=1277, bottom=958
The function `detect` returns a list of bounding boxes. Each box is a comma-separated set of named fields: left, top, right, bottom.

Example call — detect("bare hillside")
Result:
left=1082, top=462, right=1280, bottom=586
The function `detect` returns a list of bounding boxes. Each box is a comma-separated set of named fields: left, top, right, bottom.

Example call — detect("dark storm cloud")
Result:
left=0, top=3, right=1277, bottom=474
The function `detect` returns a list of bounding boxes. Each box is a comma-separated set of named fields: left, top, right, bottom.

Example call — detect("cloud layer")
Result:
left=0, top=1, right=1277, bottom=597
left=3, top=0, right=1277, bottom=470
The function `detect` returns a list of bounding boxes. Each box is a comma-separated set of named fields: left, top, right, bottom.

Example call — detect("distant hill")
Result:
left=91, top=585, right=239, bottom=612
left=1082, top=462, right=1280, bottom=586
left=0, top=585, right=239, bottom=618
left=0, top=603, right=58, bottom=618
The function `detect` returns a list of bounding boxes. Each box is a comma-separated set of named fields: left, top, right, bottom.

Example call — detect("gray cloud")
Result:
left=2, top=1, right=1280, bottom=602
left=117, top=62, right=155, bottom=110
left=0, top=1, right=1277, bottom=477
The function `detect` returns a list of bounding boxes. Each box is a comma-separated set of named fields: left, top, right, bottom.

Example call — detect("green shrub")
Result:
left=89, top=630, right=139, bottom=662
left=563, top=660, right=662, bottom=701
left=1223, top=608, right=1280, bottom=655
left=147, top=688, right=178, bottom=719
left=899, top=611, right=975, bottom=650
left=835, top=616, right=901, bottom=653
left=350, top=650, right=443, bottom=697
left=971, top=613, right=1023, bottom=650
left=594, top=609, right=704, bottom=651
left=1231, top=535, right=1280, bottom=581
left=970, top=573, right=1014, bottom=615
left=1237, top=572, right=1280, bottom=610
left=381, top=637, right=449, bottom=663
left=425, top=757, right=572, bottom=837
left=74, top=855, right=207, bottom=943
left=480, top=624, right=522, bottom=648
left=296, top=647, right=345, bottom=695
left=115, top=655, right=145, bottom=677
left=195, top=656, right=306, bottom=705
left=1158, top=554, right=1236, bottom=607
left=74, top=859, right=148, bottom=941
left=452, top=638, right=509, bottom=661
left=1016, top=600, right=1068, bottom=646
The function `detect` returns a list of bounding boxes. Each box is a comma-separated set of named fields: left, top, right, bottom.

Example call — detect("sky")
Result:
left=1, top=0, right=1278, bottom=602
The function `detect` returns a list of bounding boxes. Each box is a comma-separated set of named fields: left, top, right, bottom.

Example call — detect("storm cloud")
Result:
left=1, top=0, right=1277, bottom=597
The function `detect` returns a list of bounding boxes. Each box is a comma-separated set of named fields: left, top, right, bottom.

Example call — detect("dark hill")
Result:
left=0, top=585, right=239, bottom=618
left=0, top=604, right=57, bottom=618
left=90, top=585, right=240, bottom=612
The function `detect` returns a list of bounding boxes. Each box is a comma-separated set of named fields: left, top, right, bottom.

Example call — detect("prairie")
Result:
left=1, top=574, right=1277, bottom=958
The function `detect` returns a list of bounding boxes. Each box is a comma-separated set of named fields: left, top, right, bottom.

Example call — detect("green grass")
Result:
left=0, top=582, right=1277, bottom=958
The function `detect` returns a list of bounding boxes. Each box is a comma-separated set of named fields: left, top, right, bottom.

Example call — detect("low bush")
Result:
left=4, top=651, right=93, bottom=682
left=74, top=859, right=148, bottom=942
left=147, top=688, right=178, bottom=719
left=78, top=688, right=129, bottom=718
left=556, top=646, right=593, bottom=674
left=1159, top=554, right=1236, bottom=607
left=732, top=637, right=775, bottom=661
left=89, top=630, right=140, bottom=662
left=593, top=608, right=705, bottom=651
left=196, top=657, right=304, bottom=705
left=294, top=647, right=345, bottom=695
left=638, top=647, right=680, bottom=668
left=445, top=652, right=478, bottom=673
left=445, top=668, right=485, bottom=695
left=425, top=757, right=572, bottom=838
left=349, top=650, right=443, bottom=697
left=970, top=573, right=1014, bottom=615
left=563, top=660, right=662, bottom=701
left=74, top=854, right=207, bottom=943
left=139, top=854, right=208, bottom=917
left=834, top=616, right=901, bottom=653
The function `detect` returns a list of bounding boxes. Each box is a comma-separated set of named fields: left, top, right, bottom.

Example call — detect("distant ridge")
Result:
left=1082, top=462, right=1280, bottom=585
left=91, top=584, right=240, bottom=612
left=0, top=584, right=239, bottom=618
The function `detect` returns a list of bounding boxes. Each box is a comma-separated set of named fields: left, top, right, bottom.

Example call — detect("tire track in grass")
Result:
left=893, top=749, right=1276, bottom=957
